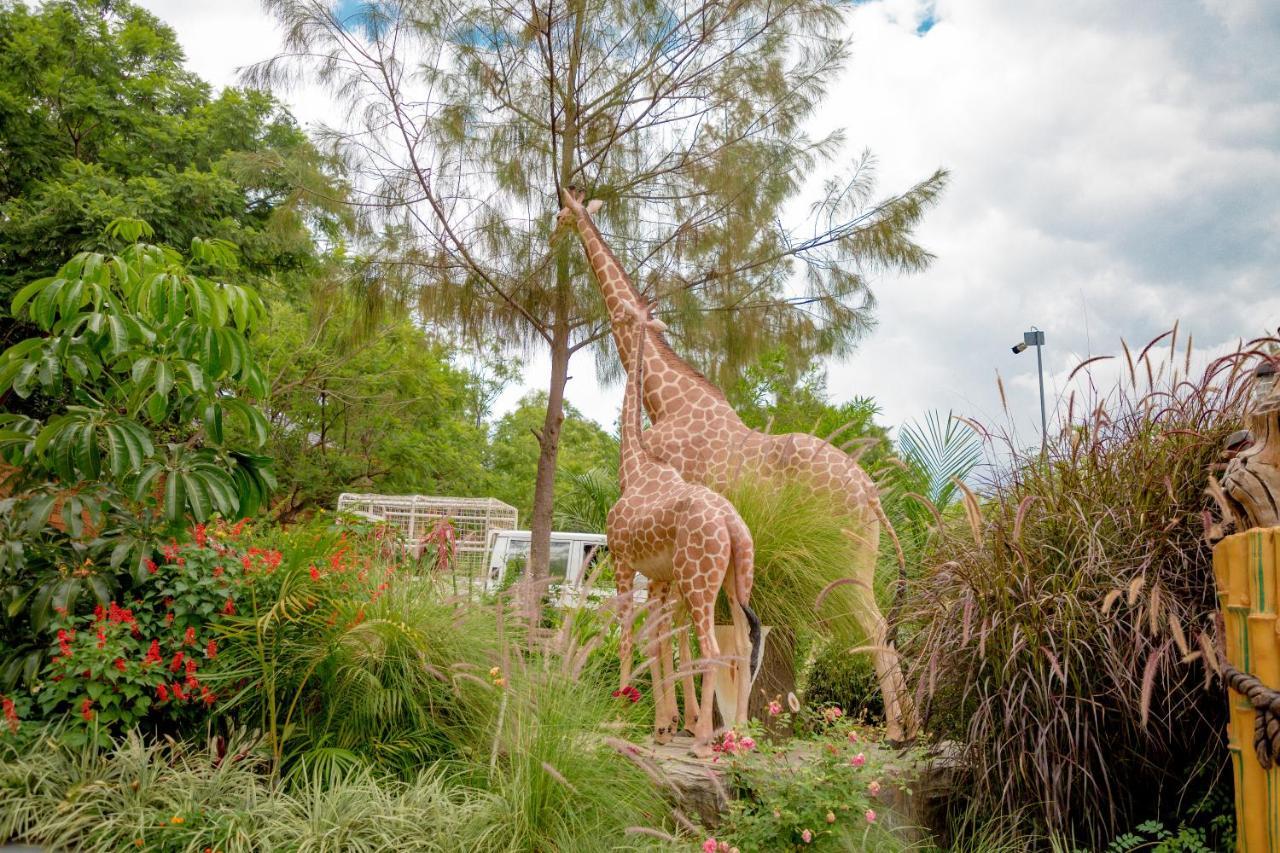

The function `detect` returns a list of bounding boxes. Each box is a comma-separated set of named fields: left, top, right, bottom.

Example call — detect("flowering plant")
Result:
left=714, top=713, right=913, bottom=851
left=21, top=522, right=256, bottom=746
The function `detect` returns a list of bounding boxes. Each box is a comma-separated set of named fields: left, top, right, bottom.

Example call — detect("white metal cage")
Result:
left=335, top=493, right=518, bottom=562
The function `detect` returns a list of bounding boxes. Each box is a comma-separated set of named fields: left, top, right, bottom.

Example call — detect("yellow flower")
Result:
left=135, top=840, right=144, bottom=848
left=489, top=666, right=501, bottom=677
left=493, top=677, right=506, bottom=688
left=170, top=816, right=185, bottom=825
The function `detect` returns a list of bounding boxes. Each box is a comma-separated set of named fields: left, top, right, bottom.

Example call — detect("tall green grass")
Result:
left=724, top=474, right=887, bottom=646
left=0, top=731, right=498, bottom=851
left=905, top=331, right=1271, bottom=846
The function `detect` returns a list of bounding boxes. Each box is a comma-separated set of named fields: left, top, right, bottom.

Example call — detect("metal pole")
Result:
left=1035, top=335, right=1047, bottom=453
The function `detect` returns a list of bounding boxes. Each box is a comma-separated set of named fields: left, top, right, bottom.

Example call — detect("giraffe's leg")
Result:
left=644, top=593, right=674, bottom=744
left=687, top=595, right=722, bottom=758
left=678, top=621, right=699, bottom=734
left=850, top=525, right=918, bottom=743
left=656, top=593, right=681, bottom=736
left=615, top=568, right=636, bottom=693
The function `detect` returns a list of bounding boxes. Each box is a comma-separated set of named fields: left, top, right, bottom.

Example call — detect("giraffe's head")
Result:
left=551, top=186, right=603, bottom=241
left=617, top=299, right=666, bottom=335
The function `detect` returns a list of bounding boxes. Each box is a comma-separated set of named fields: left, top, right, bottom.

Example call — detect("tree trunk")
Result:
left=523, top=320, right=571, bottom=621
left=748, top=626, right=797, bottom=734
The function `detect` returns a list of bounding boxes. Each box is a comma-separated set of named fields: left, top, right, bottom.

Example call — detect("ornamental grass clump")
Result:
left=722, top=474, right=886, bottom=646
left=906, top=330, right=1273, bottom=846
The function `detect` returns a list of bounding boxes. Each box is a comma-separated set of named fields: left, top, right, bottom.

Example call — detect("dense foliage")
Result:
left=905, top=333, right=1261, bottom=846
left=0, top=226, right=273, bottom=689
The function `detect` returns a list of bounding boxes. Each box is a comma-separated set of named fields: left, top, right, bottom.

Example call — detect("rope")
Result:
left=1222, top=661, right=1280, bottom=769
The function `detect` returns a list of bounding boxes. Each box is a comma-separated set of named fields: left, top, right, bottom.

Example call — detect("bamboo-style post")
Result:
left=1214, top=529, right=1280, bottom=852
left=1213, top=358, right=1280, bottom=852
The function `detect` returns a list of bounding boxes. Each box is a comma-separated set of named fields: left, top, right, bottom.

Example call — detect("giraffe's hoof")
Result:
left=654, top=727, right=673, bottom=745
left=691, top=741, right=715, bottom=759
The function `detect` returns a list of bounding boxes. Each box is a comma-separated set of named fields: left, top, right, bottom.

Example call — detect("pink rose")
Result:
left=767, top=700, right=782, bottom=716
left=702, top=839, right=718, bottom=853
left=849, top=752, right=865, bottom=767
left=825, top=811, right=836, bottom=824
left=801, top=828, right=813, bottom=843
left=865, top=809, right=877, bottom=824
left=869, top=780, right=881, bottom=796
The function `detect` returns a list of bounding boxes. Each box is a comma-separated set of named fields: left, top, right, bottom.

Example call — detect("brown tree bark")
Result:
left=523, top=319, right=571, bottom=621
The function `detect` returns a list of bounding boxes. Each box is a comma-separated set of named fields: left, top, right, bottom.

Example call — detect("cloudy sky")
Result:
left=137, top=0, right=1280, bottom=443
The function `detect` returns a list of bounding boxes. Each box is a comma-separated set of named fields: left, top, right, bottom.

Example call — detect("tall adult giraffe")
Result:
left=556, top=188, right=918, bottom=742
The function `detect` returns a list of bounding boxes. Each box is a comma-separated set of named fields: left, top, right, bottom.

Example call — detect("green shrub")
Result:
left=722, top=474, right=886, bottom=646
left=0, top=221, right=274, bottom=691
left=906, top=332, right=1260, bottom=845
left=714, top=716, right=912, bottom=852
left=802, top=640, right=884, bottom=724
left=0, top=523, right=262, bottom=746
left=0, top=730, right=497, bottom=852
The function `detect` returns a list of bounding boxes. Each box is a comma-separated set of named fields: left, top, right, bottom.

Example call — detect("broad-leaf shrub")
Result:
left=15, top=523, right=259, bottom=746
left=0, top=221, right=274, bottom=690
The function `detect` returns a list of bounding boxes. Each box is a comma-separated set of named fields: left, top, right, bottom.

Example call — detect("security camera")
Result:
left=1011, top=342, right=1028, bottom=354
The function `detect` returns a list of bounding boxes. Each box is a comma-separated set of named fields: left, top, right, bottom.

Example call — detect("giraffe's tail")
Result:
left=728, top=517, right=763, bottom=682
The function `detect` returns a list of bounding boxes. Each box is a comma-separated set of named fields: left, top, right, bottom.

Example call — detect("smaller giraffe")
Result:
left=607, top=300, right=762, bottom=755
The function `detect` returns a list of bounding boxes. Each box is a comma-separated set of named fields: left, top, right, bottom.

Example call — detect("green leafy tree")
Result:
left=487, top=393, right=618, bottom=525
left=0, top=220, right=272, bottom=688
left=253, top=0, right=947, bottom=594
left=0, top=0, right=346, bottom=335
left=253, top=295, right=500, bottom=518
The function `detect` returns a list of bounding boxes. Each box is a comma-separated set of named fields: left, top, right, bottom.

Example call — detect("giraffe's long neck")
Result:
left=619, top=318, right=649, bottom=492
left=572, top=210, right=730, bottom=420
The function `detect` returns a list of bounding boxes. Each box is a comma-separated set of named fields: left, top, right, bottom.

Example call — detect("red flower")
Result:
left=164, top=597, right=174, bottom=610
left=146, top=559, right=158, bottom=575
left=309, top=565, right=321, bottom=582
left=241, top=555, right=253, bottom=572
left=206, top=640, right=218, bottom=659
left=57, top=629, right=73, bottom=658
left=222, top=598, right=235, bottom=616
left=165, top=612, right=174, bottom=625
left=194, top=524, right=207, bottom=548
left=170, top=652, right=185, bottom=673
left=93, top=604, right=106, bottom=621
left=144, top=639, right=162, bottom=664
left=2, top=696, right=18, bottom=734
left=213, top=566, right=224, bottom=578
left=185, top=658, right=198, bottom=676
left=201, top=688, right=216, bottom=707
left=231, top=518, right=247, bottom=537
left=81, top=698, right=94, bottom=722
left=172, top=682, right=186, bottom=701
left=264, top=550, right=282, bottom=571
left=96, top=629, right=107, bottom=650
left=114, top=658, right=126, bottom=672
left=156, top=683, right=170, bottom=701
left=183, top=627, right=196, bottom=647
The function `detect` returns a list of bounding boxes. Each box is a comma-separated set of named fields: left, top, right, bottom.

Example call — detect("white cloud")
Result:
left=139, top=0, right=1280, bottom=442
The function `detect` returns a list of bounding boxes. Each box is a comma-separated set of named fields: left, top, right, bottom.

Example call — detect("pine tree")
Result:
left=254, top=0, right=948, bottom=601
